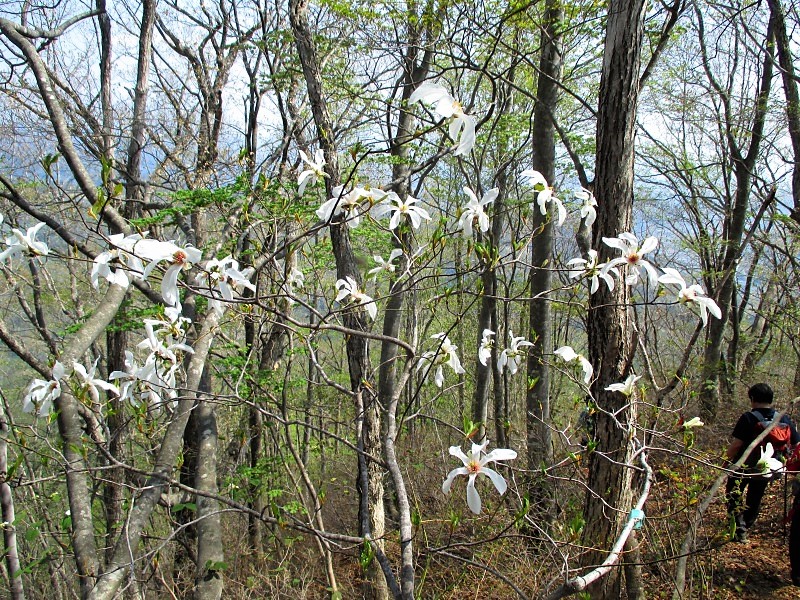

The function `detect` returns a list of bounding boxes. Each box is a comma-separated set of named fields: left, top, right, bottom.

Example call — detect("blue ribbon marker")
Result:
left=629, top=508, right=645, bottom=530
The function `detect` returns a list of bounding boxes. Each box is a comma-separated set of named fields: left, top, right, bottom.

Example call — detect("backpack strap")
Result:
left=752, top=408, right=776, bottom=424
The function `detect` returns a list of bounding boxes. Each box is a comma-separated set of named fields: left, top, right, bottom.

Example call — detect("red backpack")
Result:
left=752, top=410, right=792, bottom=458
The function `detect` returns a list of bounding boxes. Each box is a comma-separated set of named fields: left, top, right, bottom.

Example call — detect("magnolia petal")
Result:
left=554, top=346, right=578, bottom=362
left=483, top=448, right=517, bottom=463
left=466, top=475, right=482, bottom=514
left=434, top=365, right=444, bottom=388
left=589, top=275, right=600, bottom=295
left=463, top=186, right=479, bottom=204
left=599, top=270, right=616, bottom=292
left=641, top=260, right=660, bottom=288
left=365, top=300, right=377, bottom=321
left=162, top=264, right=182, bottom=307
left=483, top=188, right=500, bottom=205
left=481, top=467, right=508, bottom=496
left=602, top=236, right=628, bottom=253
left=442, top=467, right=469, bottom=494
left=639, top=236, right=659, bottom=255
left=579, top=357, right=594, bottom=384
left=454, top=115, right=476, bottom=156
left=702, top=297, right=722, bottom=320
left=658, top=267, right=686, bottom=287
left=554, top=197, right=567, bottom=226
left=449, top=445, right=470, bottom=465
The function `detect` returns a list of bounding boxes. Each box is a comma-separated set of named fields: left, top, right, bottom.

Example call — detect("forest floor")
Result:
left=660, top=476, right=800, bottom=600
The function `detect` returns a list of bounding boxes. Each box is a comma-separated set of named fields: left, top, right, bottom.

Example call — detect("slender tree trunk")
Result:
left=623, top=530, right=645, bottom=600
left=90, top=311, right=222, bottom=600
left=767, top=0, right=800, bottom=226
left=104, top=327, right=127, bottom=566
left=375, top=17, right=439, bottom=595
left=194, top=394, right=223, bottom=600
left=288, top=1, right=387, bottom=596
left=582, top=0, right=645, bottom=597
left=526, top=0, right=562, bottom=520
left=0, top=414, right=23, bottom=600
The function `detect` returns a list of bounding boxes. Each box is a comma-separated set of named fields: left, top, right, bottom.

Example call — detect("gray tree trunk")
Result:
left=194, top=395, right=224, bottom=600
left=0, top=414, right=24, bottom=600
left=288, top=1, right=387, bottom=596
left=768, top=0, right=800, bottom=226
left=582, top=0, right=645, bottom=597
left=526, top=0, right=562, bottom=518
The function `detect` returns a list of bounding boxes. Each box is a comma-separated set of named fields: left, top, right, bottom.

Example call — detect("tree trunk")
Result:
left=0, top=414, right=24, bottom=600
left=582, top=0, right=645, bottom=597
left=767, top=0, right=800, bottom=226
left=194, top=395, right=224, bottom=600
left=526, top=0, right=562, bottom=520
left=288, top=1, right=386, bottom=596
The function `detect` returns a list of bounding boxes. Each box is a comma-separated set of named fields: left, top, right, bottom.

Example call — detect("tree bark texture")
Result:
left=527, top=0, right=562, bottom=480
left=583, top=0, right=645, bottom=597
left=0, top=414, right=24, bottom=600
left=767, top=0, right=800, bottom=226
left=288, top=1, right=386, bottom=597
left=89, top=310, right=222, bottom=600
left=194, top=395, right=224, bottom=600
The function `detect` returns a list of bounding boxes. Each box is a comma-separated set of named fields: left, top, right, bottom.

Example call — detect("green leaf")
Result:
left=359, top=540, right=374, bottom=570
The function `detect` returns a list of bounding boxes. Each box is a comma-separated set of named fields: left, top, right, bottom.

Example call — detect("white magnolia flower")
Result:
left=478, top=329, right=495, bottom=366
left=23, top=361, right=65, bottom=417
left=132, top=239, right=202, bottom=307
left=409, top=82, right=476, bottom=156
left=160, top=305, right=192, bottom=345
left=109, top=342, right=183, bottom=409
left=91, top=233, right=148, bottom=289
left=458, top=187, right=498, bottom=238
left=567, top=249, right=618, bottom=294
left=73, top=358, right=120, bottom=404
left=682, top=416, right=704, bottom=429
left=368, top=248, right=403, bottom=278
left=0, top=222, right=49, bottom=263
left=138, top=319, right=195, bottom=366
left=757, top=442, right=784, bottom=477
left=576, top=188, right=597, bottom=228
left=442, top=439, right=517, bottom=514
left=316, top=186, right=380, bottom=228
left=497, top=331, right=533, bottom=375
left=372, top=194, right=431, bottom=230
left=196, top=255, right=256, bottom=315
left=297, top=149, right=327, bottom=196
left=282, top=266, right=305, bottom=306
left=286, top=267, right=304, bottom=290
left=520, top=170, right=565, bottom=226
left=335, top=276, right=377, bottom=320
left=658, top=268, right=722, bottom=326
left=417, top=333, right=466, bottom=387
left=602, top=232, right=659, bottom=287
left=605, top=373, right=641, bottom=396
left=520, top=169, right=548, bottom=189
left=553, top=346, right=593, bottom=385
left=109, top=351, right=142, bottom=405
left=143, top=355, right=181, bottom=407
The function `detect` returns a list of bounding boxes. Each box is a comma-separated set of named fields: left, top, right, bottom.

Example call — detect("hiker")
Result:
left=785, top=448, right=800, bottom=585
left=724, top=383, right=800, bottom=543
